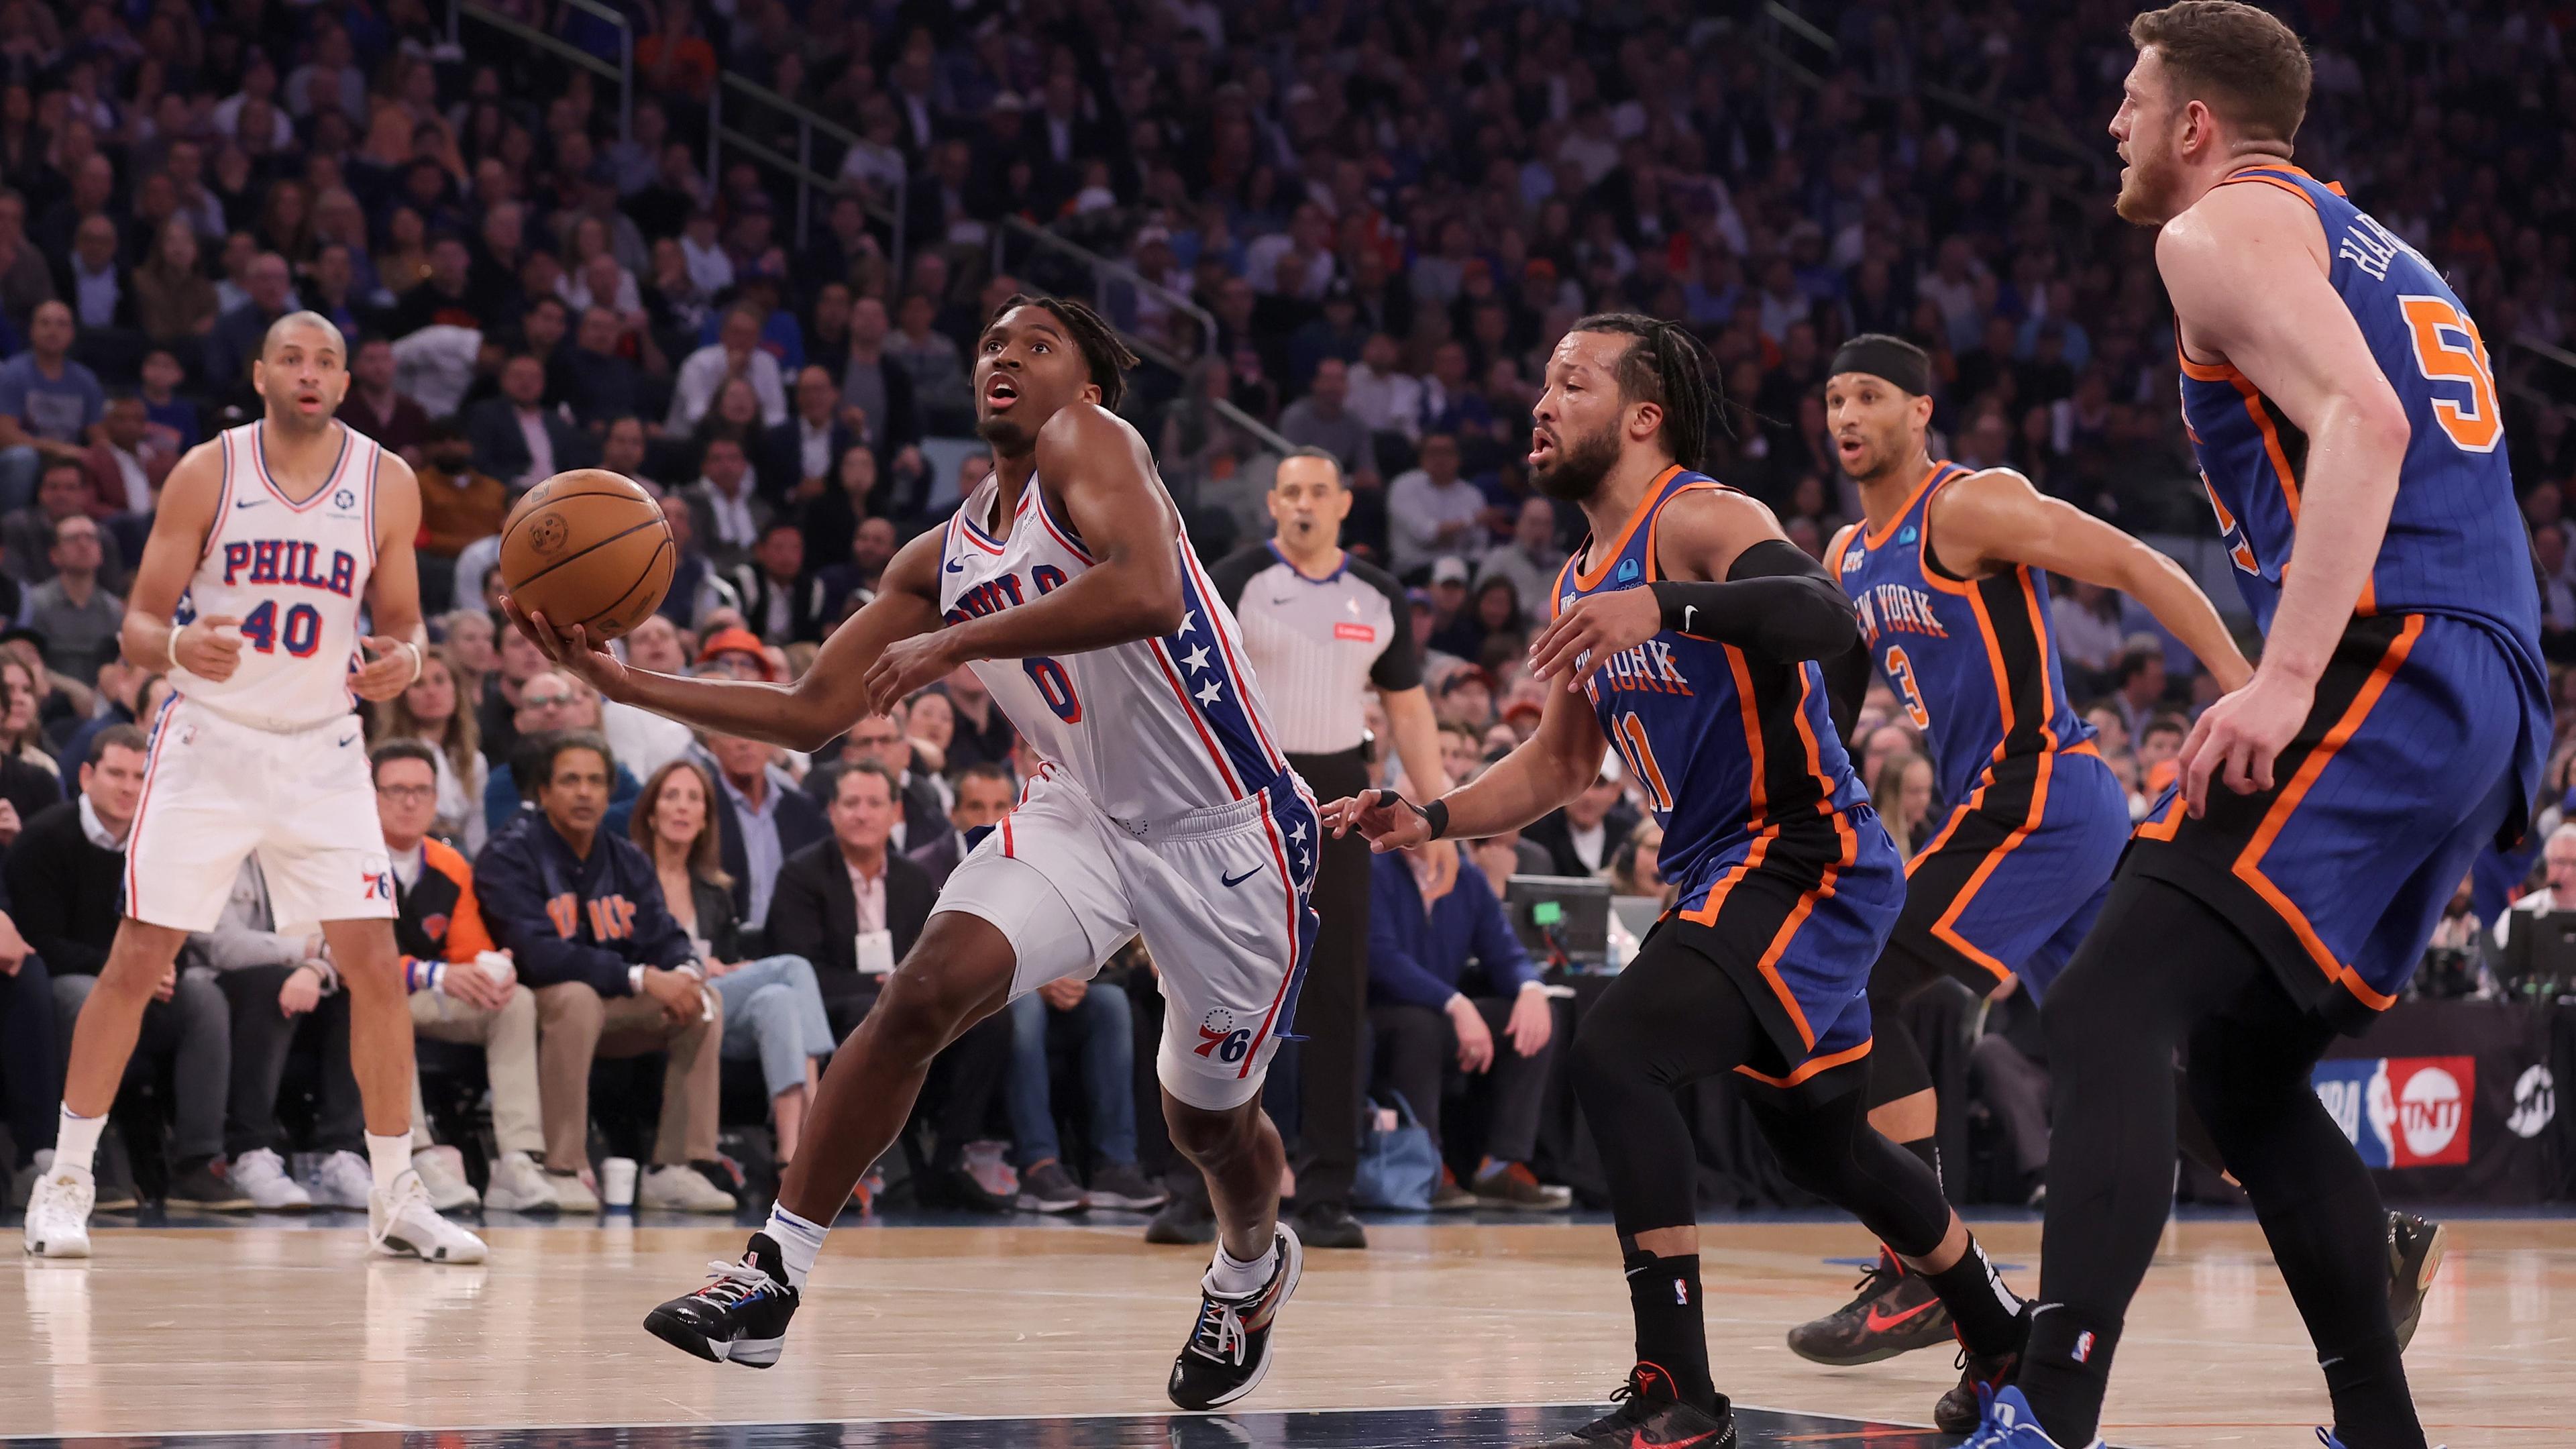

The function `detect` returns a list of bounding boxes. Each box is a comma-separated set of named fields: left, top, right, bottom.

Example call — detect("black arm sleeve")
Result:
left=1648, top=539, right=1863, bottom=664
left=1821, top=642, right=1870, bottom=743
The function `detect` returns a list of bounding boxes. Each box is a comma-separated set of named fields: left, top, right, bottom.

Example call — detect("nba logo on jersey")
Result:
left=2312, top=1056, right=2473, bottom=1167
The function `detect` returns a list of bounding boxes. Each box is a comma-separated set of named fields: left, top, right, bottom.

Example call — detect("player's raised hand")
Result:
left=350, top=635, right=420, bottom=701
left=171, top=614, right=245, bottom=681
left=862, top=631, right=957, bottom=716
left=1527, top=588, right=1660, bottom=693
left=1320, top=788, right=1435, bottom=853
left=2177, top=667, right=2313, bottom=816
left=503, top=595, right=630, bottom=698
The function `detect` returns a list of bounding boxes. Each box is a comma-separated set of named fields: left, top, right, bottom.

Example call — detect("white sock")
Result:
left=366, top=1132, right=413, bottom=1198
left=1204, top=1238, right=1279, bottom=1298
left=763, top=1203, right=828, bottom=1290
left=54, top=1106, right=105, bottom=1174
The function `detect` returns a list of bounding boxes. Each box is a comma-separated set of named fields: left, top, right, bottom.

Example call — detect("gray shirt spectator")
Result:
left=18, top=513, right=123, bottom=684
left=1277, top=360, right=1373, bottom=477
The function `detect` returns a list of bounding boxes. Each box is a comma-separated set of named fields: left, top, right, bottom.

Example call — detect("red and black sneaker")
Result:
left=1526, top=1363, right=1737, bottom=1448
left=1785, top=1246, right=1954, bottom=1366
left=643, top=1232, right=801, bottom=1368
left=1167, top=1222, right=1304, bottom=1410
left=1933, top=1327, right=2023, bottom=1434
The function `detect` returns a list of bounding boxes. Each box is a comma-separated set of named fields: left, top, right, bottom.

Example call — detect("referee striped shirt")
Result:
left=1208, top=542, right=1421, bottom=755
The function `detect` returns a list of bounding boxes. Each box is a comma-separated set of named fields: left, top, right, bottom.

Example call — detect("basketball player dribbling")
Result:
left=1963, top=6, right=2547, bottom=1447
left=510, top=296, right=1320, bottom=1410
left=22, top=311, right=486, bottom=1265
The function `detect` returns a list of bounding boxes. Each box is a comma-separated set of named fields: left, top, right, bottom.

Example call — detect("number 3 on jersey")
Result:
left=1884, top=645, right=1932, bottom=729
left=238, top=599, right=323, bottom=657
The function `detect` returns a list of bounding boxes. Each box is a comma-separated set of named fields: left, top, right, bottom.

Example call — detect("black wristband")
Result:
left=1421, top=797, right=1450, bottom=841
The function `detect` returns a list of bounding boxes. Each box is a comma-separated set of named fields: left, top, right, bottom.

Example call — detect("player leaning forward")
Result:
left=1332, top=315, right=2034, bottom=1449
left=23, top=312, right=486, bottom=1264
left=514, top=295, right=1318, bottom=1409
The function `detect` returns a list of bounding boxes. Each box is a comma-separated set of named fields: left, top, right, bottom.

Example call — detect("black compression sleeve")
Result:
left=1647, top=539, right=1862, bottom=663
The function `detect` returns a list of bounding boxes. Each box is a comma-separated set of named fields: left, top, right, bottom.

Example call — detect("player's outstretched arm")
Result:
left=511, top=527, right=947, bottom=752
left=1526, top=488, right=1860, bottom=693
left=120, top=441, right=246, bottom=682
left=858, top=402, right=1183, bottom=711
left=1323, top=680, right=1606, bottom=852
left=2160, top=186, right=2410, bottom=810
left=1929, top=467, right=2252, bottom=692
left=352, top=450, right=428, bottom=702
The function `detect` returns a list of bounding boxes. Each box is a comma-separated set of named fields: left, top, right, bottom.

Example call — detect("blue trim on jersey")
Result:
left=1161, top=564, right=1283, bottom=796
left=254, top=421, right=351, bottom=512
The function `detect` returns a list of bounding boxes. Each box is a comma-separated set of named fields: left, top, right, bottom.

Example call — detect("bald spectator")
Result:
left=202, top=253, right=299, bottom=390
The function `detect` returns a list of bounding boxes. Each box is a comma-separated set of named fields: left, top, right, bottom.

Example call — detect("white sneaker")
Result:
left=23, top=1163, right=94, bottom=1258
left=307, top=1150, right=374, bottom=1210
left=482, top=1151, right=559, bottom=1212
left=411, top=1146, right=480, bottom=1212
left=638, top=1163, right=737, bottom=1214
left=369, top=1169, right=488, bottom=1264
left=230, top=1148, right=312, bottom=1211
left=546, top=1168, right=601, bottom=1213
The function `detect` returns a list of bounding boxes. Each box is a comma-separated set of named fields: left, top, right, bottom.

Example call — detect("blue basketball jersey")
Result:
left=2178, top=164, right=2540, bottom=657
left=1551, top=466, right=1869, bottom=890
left=1826, top=461, right=2094, bottom=807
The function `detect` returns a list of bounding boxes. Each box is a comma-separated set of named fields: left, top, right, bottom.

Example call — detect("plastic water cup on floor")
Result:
left=600, top=1157, right=638, bottom=1210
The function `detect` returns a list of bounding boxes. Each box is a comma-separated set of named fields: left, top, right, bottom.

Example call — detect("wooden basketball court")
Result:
left=7, top=1214, right=2574, bottom=1446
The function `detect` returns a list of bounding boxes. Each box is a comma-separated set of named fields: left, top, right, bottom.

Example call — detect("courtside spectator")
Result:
left=1005, top=970, right=1169, bottom=1215
left=697, top=730, right=827, bottom=945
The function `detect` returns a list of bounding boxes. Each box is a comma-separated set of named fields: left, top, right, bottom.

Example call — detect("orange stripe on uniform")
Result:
left=1642, top=479, right=1725, bottom=584
left=1748, top=811, right=1856, bottom=1051
left=1920, top=574, right=2058, bottom=977
left=2223, top=173, right=2320, bottom=209
left=1680, top=643, right=1770, bottom=927
left=1734, top=1037, right=1872, bottom=1091
left=1570, top=464, right=1683, bottom=590
left=2231, top=616, right=2424, bottom=1010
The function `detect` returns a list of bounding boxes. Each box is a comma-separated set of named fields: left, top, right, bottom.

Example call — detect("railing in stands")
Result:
left=2503, top=333, right=2576, bottom=412
left=702, top=72, right=907, bottom=297
left=454, top=0, right=633, bottom=144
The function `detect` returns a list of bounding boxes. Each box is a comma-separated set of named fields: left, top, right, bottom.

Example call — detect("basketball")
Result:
left=496, top=468, right=673, bottom=641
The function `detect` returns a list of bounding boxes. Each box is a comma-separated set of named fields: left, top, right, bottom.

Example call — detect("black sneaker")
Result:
left=1086, top=1161, right=1170, bottom=1212
left=643, top=1232, right=802, bottom=1368
left=1016, top=1160, right=1088, bottom=1213
left=2387, top=1210, right=2446, bottom=1350
left=1934, top=1328, right=2023, bottom=1434
left=1784, top=1246, right=1953, bottom=1366
left=1167, top=1223, right=1303, bottom=1411
left=1146, top=1192, right=1217, bottom=1245
left=1527, top=1363, right=1737, bottom=1448
left=1291, top=1199, right=1367, bottom=1250
left=165, top=1157, right=254, bottom=1212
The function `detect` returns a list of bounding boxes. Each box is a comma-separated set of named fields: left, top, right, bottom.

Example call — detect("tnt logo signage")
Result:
left=2312, top=1056, right=2473, bottom=1167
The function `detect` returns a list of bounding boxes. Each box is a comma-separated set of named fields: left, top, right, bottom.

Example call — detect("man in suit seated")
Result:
left=908, top=761, right=1016, bottom=886
left=755, top=364, right=863, bottom=509
left=682, top=435, right=770, bottom=576
left=769, top=759, right=1013, bottom=1211
left=806, top=706, right=949, bottom=855
left=698, top=730, right=827, bottom=953
left=467, top=354, right=594, bottom=489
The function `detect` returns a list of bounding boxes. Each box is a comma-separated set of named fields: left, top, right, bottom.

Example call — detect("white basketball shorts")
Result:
left=934, top=764, right=1320, bottom=1111
left=125, top=695, right=396, bottom=934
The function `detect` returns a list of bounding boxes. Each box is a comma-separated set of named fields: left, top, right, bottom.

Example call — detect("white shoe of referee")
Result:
left=370, top=1169, right=488, bottom=1264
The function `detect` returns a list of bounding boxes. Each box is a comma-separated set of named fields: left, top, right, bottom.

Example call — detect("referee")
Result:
left=1201, top=447, right=1449, bottom=1250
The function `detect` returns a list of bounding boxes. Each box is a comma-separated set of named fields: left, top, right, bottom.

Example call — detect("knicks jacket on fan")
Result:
left=475, top=812, right=695, bottom=994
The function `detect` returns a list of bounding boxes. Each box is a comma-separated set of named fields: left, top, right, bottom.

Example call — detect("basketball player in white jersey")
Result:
left=22, top=313, right=485, bottom=1265
left=511, top=296, right=1316, bottom=1409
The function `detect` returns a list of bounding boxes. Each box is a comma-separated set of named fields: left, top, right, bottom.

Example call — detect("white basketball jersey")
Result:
left=168, top=421, right=383, bottom=731
left=936, top=475, right=1289, bottom=822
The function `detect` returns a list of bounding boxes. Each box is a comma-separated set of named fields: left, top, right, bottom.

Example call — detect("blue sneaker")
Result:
left=1956, top=1386, right=2102, bottom=1449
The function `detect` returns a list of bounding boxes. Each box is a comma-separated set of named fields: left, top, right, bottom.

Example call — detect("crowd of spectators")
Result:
left=3, top=0, right=2576, bottom=1220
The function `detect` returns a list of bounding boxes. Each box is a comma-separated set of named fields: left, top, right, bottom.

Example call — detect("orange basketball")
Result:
left=496, top=469, right=674, bottom=641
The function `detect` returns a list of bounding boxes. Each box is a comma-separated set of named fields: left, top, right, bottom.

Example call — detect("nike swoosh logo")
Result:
left=1682, top=604, right=1696, bottom=632
left=1862, top=1297, right=1942, bottom=1334
left=337, top=733, right=358, bottom=748
left=1220, top=866, right=1261, bottom=888
left=1630, top=1430, right=1723, bottom=1449
left=943, top=557, right=965, bottom=573
left=234, top=498, right=264, bottom=509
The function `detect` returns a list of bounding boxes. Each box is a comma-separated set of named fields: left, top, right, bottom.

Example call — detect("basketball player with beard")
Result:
left=1328, top=315, right=2027, bottom=1448
left=1960, top=7, right=2546, bottom=1447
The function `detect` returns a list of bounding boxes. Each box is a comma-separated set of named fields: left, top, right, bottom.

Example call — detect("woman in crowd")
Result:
left=633, top=759, right=835, bottom=1167
left=0, top=657, right=59, bottom=783
left=1872, top=751, right=1936, bottom=856
left=441, top=608, right=496, bottom=705
left=903, top=688, right=955, bottom=810
left=1607, top=820, right=1673, bottom=907
left=370, top=645, right=488, bottom=856
left=135, top=215, right=218, bottom=349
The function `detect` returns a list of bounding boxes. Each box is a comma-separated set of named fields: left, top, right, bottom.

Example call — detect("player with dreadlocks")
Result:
left=528, top=292, right=1320, bottom=1407
left=1327, top=315, right=2031, bottom=1448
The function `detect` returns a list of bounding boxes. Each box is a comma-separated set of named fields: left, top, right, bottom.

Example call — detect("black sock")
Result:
left=2320, top=1333, right=2424, bottom=1449
left=1898, top=1134, right=1941, bottom=1187
left=1917, top=1234, right=2025, bottom=1357
left=2015, top=1303, right=2120, bottom=1445
left=1623, top=1250, right=1714, bottom=1412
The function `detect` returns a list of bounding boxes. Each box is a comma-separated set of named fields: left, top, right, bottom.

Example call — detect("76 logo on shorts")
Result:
left=1193, top=1008, right=1252, bottom=1064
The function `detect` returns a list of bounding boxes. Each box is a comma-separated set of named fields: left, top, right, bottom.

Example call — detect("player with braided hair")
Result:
left=1328, top=315, right=2031, bottom=1446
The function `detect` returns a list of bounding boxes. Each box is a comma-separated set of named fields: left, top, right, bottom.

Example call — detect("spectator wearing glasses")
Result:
left=808, top=706, right=948, bottom=854
left=482, top=670, right=643, bottom=837
left=19, top=510, right=121, bottom=688
left=371, top=741, right=559, bottom=1213
left=474, top=732, right=735, bottom=1212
